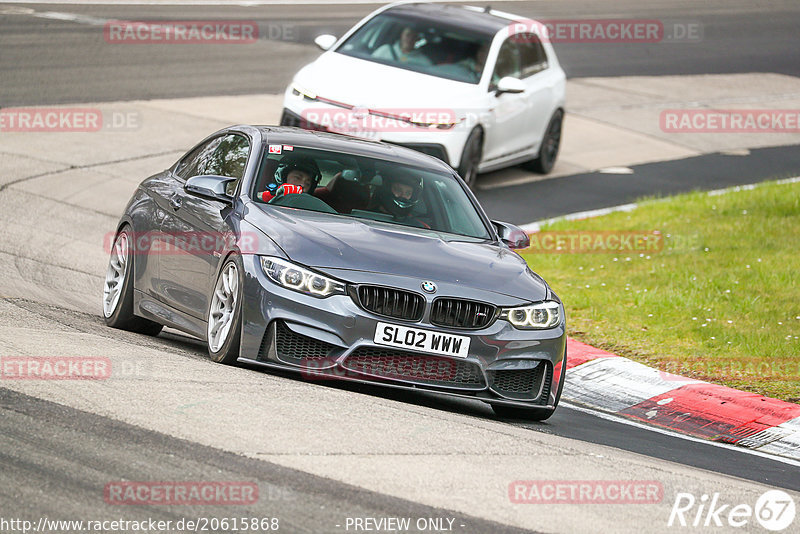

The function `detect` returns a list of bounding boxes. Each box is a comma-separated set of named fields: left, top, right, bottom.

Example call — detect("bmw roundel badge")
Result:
left=421, top=281, right=437, bottom=293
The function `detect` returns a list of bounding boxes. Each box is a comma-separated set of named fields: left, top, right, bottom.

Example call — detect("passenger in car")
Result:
left=367, top=173, right=430, bottom=228
left=458, top=42, right=490, bottom=80
left=372, top=26, right=432, bottom=66
left=437, top=41, right=490, bottom=83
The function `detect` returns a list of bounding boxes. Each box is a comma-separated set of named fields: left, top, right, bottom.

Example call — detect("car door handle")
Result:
left=169, top=196, right=182, bottom=210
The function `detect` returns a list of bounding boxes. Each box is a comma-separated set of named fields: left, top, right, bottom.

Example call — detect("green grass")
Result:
left=519, top=179, right=800, bottom=402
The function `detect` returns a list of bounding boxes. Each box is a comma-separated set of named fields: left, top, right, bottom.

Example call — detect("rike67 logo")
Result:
left=668, top=490, right=796, bottom=531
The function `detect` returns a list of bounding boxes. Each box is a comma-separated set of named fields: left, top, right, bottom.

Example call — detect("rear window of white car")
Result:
left=337, top=13, right=493, bottom=85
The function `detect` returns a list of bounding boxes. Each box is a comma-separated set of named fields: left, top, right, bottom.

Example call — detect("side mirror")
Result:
left=493, top=220, right=530, bottom=250
left=496, top=76, right=525, bottom=95
left=314, top=34, right=337, bottom=51
left=184, top=175, right=235, bottom=203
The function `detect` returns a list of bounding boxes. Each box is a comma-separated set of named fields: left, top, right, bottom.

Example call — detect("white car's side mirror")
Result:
left=496, top=76, right=525, bottom=94
left=314, top=34, right=337, bottom=51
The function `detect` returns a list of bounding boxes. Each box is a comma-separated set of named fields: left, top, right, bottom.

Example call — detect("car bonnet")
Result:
left=247, top=203, right=548, bottom=303
left=292, top=52, right=480, bottom=111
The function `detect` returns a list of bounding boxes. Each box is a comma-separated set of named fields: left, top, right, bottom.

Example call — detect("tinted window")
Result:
left=517, top=34, right=548, bottom=77
left=253, top=146, right=490, bottom=240
left=176, top=134, right=251, bottom=189
left=491, top=39, right=520, bottom=84
left=175, top=142, right=208, bottom=181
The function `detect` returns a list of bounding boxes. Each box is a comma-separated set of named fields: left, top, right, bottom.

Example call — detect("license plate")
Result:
left=373, top=322, right=470, bottom=359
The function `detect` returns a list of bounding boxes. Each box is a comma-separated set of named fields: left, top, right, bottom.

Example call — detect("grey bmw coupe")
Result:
left=103, top=126, right=566, bottom=420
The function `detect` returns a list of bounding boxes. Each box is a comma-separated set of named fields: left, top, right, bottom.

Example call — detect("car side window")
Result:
left=517, top=33, right=548, bottom=77
left=175, top=140, right=216, bottom=181
left=490, top=39, right=521, bottom=90
left=176, top=134, right=251, bottom=195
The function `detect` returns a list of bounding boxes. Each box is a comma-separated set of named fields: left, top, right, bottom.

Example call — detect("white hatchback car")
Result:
left=280, top=1, right=566, bottom=188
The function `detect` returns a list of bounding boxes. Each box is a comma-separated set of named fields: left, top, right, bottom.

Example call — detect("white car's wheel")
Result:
left=525, top=110, right=563, bottom=175
left=457, top=128, right=482, bottom=189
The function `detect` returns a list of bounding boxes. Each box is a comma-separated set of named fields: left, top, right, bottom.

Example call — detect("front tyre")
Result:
left=525, top=109, right=563, bottom=174
left=103, top=225, right=163, bottom=336
left=457, top=128, right=482, bottom=190
left=207, top=255, right=243, bottom=364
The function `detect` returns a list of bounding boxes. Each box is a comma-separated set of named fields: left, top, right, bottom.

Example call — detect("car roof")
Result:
left=251, top=126, right=457, bottom=174
left=382, top=2, right=511, bottom=36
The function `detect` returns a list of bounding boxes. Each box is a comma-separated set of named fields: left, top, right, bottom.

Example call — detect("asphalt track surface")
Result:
left=2, top=298, right=798, bottom=519
left=2, top=1, right=800, bottom=531
left=1, top=386, right=532, bottom=534
left=478, top=144, right=800, bottom=224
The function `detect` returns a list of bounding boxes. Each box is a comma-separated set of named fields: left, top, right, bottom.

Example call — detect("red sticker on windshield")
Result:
left=268, top=144, right=282, bottom=154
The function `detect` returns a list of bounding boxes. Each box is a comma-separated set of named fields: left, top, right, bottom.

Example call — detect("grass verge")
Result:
left=519, top=179, right=800, bottom=402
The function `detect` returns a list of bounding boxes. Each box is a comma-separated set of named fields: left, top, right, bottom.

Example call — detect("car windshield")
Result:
left=335, top=13, right=493, bottom=84
left=252, top=146, right=491, bottom=240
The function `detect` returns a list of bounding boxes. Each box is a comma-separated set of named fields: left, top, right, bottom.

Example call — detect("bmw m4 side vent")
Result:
left=489, top=363, right=552, bottom=404
left=258, top=320, right=339, bottom=364
left=430, top=299, right=496, bottom=329
left=356, top=286, right=424, bottom=321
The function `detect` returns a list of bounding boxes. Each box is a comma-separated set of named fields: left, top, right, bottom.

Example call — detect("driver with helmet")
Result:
left=258, top=154, right=321, bottom=202
left=368, top=172, right=429, bottom=228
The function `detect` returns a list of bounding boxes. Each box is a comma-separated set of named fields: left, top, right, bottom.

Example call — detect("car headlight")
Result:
left=260, top=257, right=346, bottom=298
left=499, top=301, right=561, bottom=329
left=291, top=83, right=317, bottom=100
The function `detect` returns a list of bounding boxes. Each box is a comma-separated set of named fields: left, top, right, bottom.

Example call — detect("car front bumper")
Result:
left=238, top=255, right=566, bottom=409
left=280, top=99, right=471, bottom=169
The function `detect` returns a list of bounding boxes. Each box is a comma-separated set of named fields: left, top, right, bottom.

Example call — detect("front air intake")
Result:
left=356, top=285, right=424, bottom=321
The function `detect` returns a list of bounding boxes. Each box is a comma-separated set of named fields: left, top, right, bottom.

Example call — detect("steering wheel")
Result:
left=268, top=192, right=337, bottom=214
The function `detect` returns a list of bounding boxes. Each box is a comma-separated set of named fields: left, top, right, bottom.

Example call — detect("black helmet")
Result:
left=375, top=173, right=423, bottom=218
left=275, top=155, right=321, bottom=190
